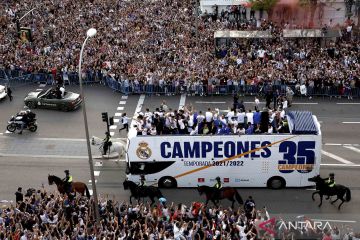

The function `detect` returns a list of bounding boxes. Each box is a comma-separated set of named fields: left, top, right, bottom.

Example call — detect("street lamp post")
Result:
left=78, top=28, right=100, bottom=225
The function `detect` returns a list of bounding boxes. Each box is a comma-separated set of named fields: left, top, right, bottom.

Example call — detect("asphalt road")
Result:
left=0, top=84, right=360, bottom=230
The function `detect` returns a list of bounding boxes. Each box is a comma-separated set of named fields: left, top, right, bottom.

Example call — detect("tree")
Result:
left=248, top=0, right=279, bottom=20
left=299, top=0, right=318, bottom=27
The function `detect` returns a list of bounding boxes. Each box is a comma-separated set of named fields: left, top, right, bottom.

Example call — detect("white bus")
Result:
left=125, top=111, right=321, bottom=189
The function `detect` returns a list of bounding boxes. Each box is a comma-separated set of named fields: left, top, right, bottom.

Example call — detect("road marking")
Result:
left=291, top=103, right=318, bottom=105
left=305, top=188, right=316, bottom=191
left=336, top=103, right=360, bottom=105
left=179, top=94, right=186, bottom=109
left=196, top=101, right=226, bottom=104
left=0, top=153, right=102, bottom=159
left=121, top=96, right=128, bottom=99
left=94, top=161, right=103, bottom=167
left=135, top=95, right=145, bottom=114
left=89, top=189, right=93, bottom=196
left=324, top=143, right=342, bottom=146
left=88, top=180, right=98, bottom=183
left=119, top=101, right=126, bottom=105
left=110, top=132, right=114, bottom=136
left=115, top=112, right=122, bottom=117
left=311, top=219, right=357, bottom=223
left=36, top=89, right=43, bottom=91
left=114, top=119, right=120, bottom=123
left=109, top=125, right=117, bottom=130
left=5, top=131, right=11, bottom=134
left=39, top=84, right=46, bottom=87
left=320, top=163, right=360, bottom=167
left=94, top=171, right=100, bottom=177
left=342, top=122, right=360, bottom=124
left=321, top=150, right=354, bottom=164
left=324, top=143, right=359, bottom=146
left=343, top=146, right=360, bottom=154
left=117, top=106, right=124, bottom=111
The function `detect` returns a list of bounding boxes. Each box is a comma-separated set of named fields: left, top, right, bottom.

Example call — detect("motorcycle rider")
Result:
left=17, top=107, right=34, bottom=134
left=103, top=132, right=112, bottom=155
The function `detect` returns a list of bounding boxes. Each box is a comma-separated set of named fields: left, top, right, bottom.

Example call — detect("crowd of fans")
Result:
left=1, top=187, right=359, bottom=239
left=1, top=0, right=359, bottom=95
left=131, top=96, right=289, bottom=136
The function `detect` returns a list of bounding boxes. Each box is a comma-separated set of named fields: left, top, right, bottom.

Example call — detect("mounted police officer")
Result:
left=138, top=174, right=147, bottom=187
left=326, top=173, right=335, bottom=188
left=213, top=176, right=222, bottom=200
left=103, top=132, right=112, bottom=155
left=62, top=170, right=73, bottom=195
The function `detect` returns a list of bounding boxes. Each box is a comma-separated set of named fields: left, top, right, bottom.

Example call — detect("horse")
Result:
left=123, top=180, right=163, bottom=205
left=48, top=175, right=90, bottom=198
left=91, top=136, right=126, bottom=160
left=197, top=185, right=244, bottom=208
left=308, top=175, right=351, bottom=210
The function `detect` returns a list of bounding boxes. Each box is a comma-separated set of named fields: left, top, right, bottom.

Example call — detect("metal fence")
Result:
left=104, top=76, right=360, bottom=99
left=1, top=69, right=359, bottom=99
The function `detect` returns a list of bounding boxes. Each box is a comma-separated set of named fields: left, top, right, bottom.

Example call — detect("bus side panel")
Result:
left=126, top=134, right=322, bottom=188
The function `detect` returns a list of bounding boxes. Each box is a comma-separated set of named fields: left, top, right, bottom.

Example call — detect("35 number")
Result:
left=278, top=141, right=315, bottom=173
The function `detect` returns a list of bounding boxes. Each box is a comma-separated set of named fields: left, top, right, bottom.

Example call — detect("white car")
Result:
left=0, top=85, right=7, bottom=100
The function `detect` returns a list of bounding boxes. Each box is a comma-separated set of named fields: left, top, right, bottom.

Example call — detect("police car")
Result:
left=24, top=88, right=82, bottom=111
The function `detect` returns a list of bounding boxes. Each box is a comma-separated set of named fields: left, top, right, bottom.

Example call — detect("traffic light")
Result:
left=109, top=117, right=114, bottom=126
left=101, top=112, right=108, bottom=122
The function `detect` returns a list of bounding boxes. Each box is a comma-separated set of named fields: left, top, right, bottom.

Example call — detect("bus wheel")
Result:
left=267, top=177, right=286, bottom=189
left=159, top=177, right=177, bottom=188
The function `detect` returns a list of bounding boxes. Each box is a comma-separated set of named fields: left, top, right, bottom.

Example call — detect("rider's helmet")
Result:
left=329, top=173, right=335, bottom=177
left=215, top=176, right=221, bottom=181
left=105, top=132, right=110, bottom=136
left=140, top=174, right=145, bottom=180
left=64, top=170, right=70, bottom=175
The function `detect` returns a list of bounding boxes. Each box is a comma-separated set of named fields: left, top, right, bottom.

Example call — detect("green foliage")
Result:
left=249, top=0, right=279, bottom=11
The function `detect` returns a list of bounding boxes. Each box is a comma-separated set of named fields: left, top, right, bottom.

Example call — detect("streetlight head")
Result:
left=87, top=28, right=97, bottom=38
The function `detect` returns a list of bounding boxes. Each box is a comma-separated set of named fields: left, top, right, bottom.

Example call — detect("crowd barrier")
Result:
left=1, top=69, right=359, bottom=98
left=104, top=76, right=360, bottom=99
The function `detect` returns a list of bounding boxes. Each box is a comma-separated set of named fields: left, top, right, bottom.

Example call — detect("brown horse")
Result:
left=197, top=185, right=244, bottom=208
left=48, top=175, right=90, bottom=198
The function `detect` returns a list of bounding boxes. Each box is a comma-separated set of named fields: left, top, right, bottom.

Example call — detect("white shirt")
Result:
left=196, top=114, right=205, bottom=123
left=300, top=84, right=307, bottom=95
left=120, top=116, right=129, bottom=125
left=226, top=111, right=234, bottom=120
left=205, top=111, right=213, bottom=122
left=246, top=112, right=254, bottom=124
left=60, top=87, right=65, bottom=98
left=178, top=119, right=185, bottom=129
left=237, top=112, right=245, bottom=123
left=282, top=100, right=288, bottom=109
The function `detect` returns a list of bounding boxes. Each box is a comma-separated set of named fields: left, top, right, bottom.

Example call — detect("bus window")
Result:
left=128, top=161, right=176, bottom=175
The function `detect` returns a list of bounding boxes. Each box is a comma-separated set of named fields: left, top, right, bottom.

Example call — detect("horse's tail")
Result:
left=84, top=185, right=91, bottom=199
left=345, top=187, right=351, bottom=202
left=234, top=189, right=244, bottom=205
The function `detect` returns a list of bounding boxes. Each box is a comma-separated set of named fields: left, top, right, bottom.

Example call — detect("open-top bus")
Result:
left=125, top=111, right=321, bottom=189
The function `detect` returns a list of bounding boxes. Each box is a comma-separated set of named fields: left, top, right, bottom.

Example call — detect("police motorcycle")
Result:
left=6, top=109, right=37, bottom=133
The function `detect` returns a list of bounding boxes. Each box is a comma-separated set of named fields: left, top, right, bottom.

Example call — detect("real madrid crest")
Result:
left=136, top=142, right=152, bottom=160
